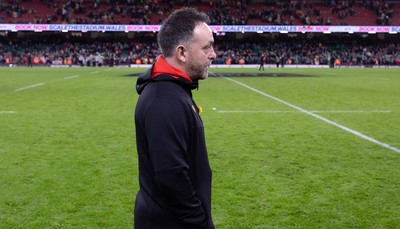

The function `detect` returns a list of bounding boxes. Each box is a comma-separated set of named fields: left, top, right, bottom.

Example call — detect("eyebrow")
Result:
left=203, top=41, right=214, bottom=48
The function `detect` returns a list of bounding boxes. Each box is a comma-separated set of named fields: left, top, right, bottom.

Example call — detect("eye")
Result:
left=204, top=44, right=213, bottom=52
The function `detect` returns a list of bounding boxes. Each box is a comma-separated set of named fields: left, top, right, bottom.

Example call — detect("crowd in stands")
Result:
left=368, top=0, right=396, bottom=25
left=1, top=1, right=399, bottom=67
left=1, top=34, right=399, bottom=66
left=0, top=0, right=399, bottom=26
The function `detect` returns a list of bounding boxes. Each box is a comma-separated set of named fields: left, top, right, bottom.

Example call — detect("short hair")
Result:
left=157, top=8, right=211, bottom=57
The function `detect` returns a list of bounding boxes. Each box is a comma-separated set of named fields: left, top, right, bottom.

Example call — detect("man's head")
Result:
left=158, top=8, right=216, bottom=81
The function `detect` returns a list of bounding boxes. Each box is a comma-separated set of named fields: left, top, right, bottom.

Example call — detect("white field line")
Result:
left=0, top=111, right=17, bottom=114
left=89, top=71, right=99, bottom=75
left=216, top=110, right=298, bottom=113
left=312, top=110, right=391, bottom=113
left=223, top=77, right=400, bottom=154
left=15, top=83, right=45, bottom=92
left=64, top=75, right=80, bottom=80
left=215, top=110, right=392, bottom=113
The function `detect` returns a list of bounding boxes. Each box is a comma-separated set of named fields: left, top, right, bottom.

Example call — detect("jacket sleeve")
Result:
left=144, top=96, right=207, bottom=226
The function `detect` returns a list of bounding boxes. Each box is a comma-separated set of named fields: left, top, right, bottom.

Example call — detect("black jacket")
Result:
left=134, top=66, right=214, bottom=229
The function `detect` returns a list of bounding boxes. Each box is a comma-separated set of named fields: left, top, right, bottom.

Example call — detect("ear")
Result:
left=175, top=45, right=188, bottom=63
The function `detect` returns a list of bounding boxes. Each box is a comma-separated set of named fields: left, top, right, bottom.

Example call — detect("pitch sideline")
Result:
left=14, top=83, right=45, bottom=92
left=0, top=111, right=17, bottom=114
left=214, top=109, right=391, bottom=113
left=223, top=77, right=400, bottom=154
left=64, top=75, right=80, bottom=80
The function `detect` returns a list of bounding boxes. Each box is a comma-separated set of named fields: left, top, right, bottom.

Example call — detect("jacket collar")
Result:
left=151, top=55, right=192, bottom=82
left=136, top=55, right=199, bottom=95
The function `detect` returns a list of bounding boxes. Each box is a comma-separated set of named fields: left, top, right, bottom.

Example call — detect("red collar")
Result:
left=151, top=55, right=192, bottom=82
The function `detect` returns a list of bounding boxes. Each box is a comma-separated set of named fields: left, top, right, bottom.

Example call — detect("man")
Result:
left=27, top=52, right=33, bottom=67
left=259, top=52, right=265, bottom=71
left=134, top=8, right=216, bottom=229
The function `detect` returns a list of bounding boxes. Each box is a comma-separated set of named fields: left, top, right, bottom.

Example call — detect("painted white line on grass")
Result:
left=223, top=77, right=400, bottom=154
left=217, top=110, right=298, bottom=113
left=0, top=111, right=17, bottom=114
left=89, top=71, right=99, bottom=75
left=215, top=110, right=391, bottom=113
left=312, top=110, right=391, bottom=113
left=64, top=75, right=80, bottom=80
left=15, top=83, right=45, bottom=92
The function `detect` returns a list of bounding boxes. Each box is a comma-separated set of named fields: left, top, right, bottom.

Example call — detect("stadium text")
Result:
left=1, top=24, right=398, bottom=34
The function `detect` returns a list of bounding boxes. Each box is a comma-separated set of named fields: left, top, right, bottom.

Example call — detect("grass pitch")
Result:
left=1, top=67, right=399, bottom=228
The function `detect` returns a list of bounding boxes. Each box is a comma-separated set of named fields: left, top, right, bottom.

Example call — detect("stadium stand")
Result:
left=0, top=0, right=399, bottom=26
left=1, top=32, right=399, bottom=66
left=0, top=1, right=399, bottom=67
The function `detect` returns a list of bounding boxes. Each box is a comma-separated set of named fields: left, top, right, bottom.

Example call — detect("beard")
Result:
left=187, top=61, right=209, bottom=81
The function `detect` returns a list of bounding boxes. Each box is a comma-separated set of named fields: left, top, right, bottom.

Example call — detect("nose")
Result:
left=209, top=46, right=216, bottom=60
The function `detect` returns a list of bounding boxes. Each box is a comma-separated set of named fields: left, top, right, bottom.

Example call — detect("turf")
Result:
left=1, top=67, right=399, bottom=228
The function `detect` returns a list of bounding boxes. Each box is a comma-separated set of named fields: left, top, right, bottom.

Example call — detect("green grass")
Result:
left=1, top=67, right=400, bottom=228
